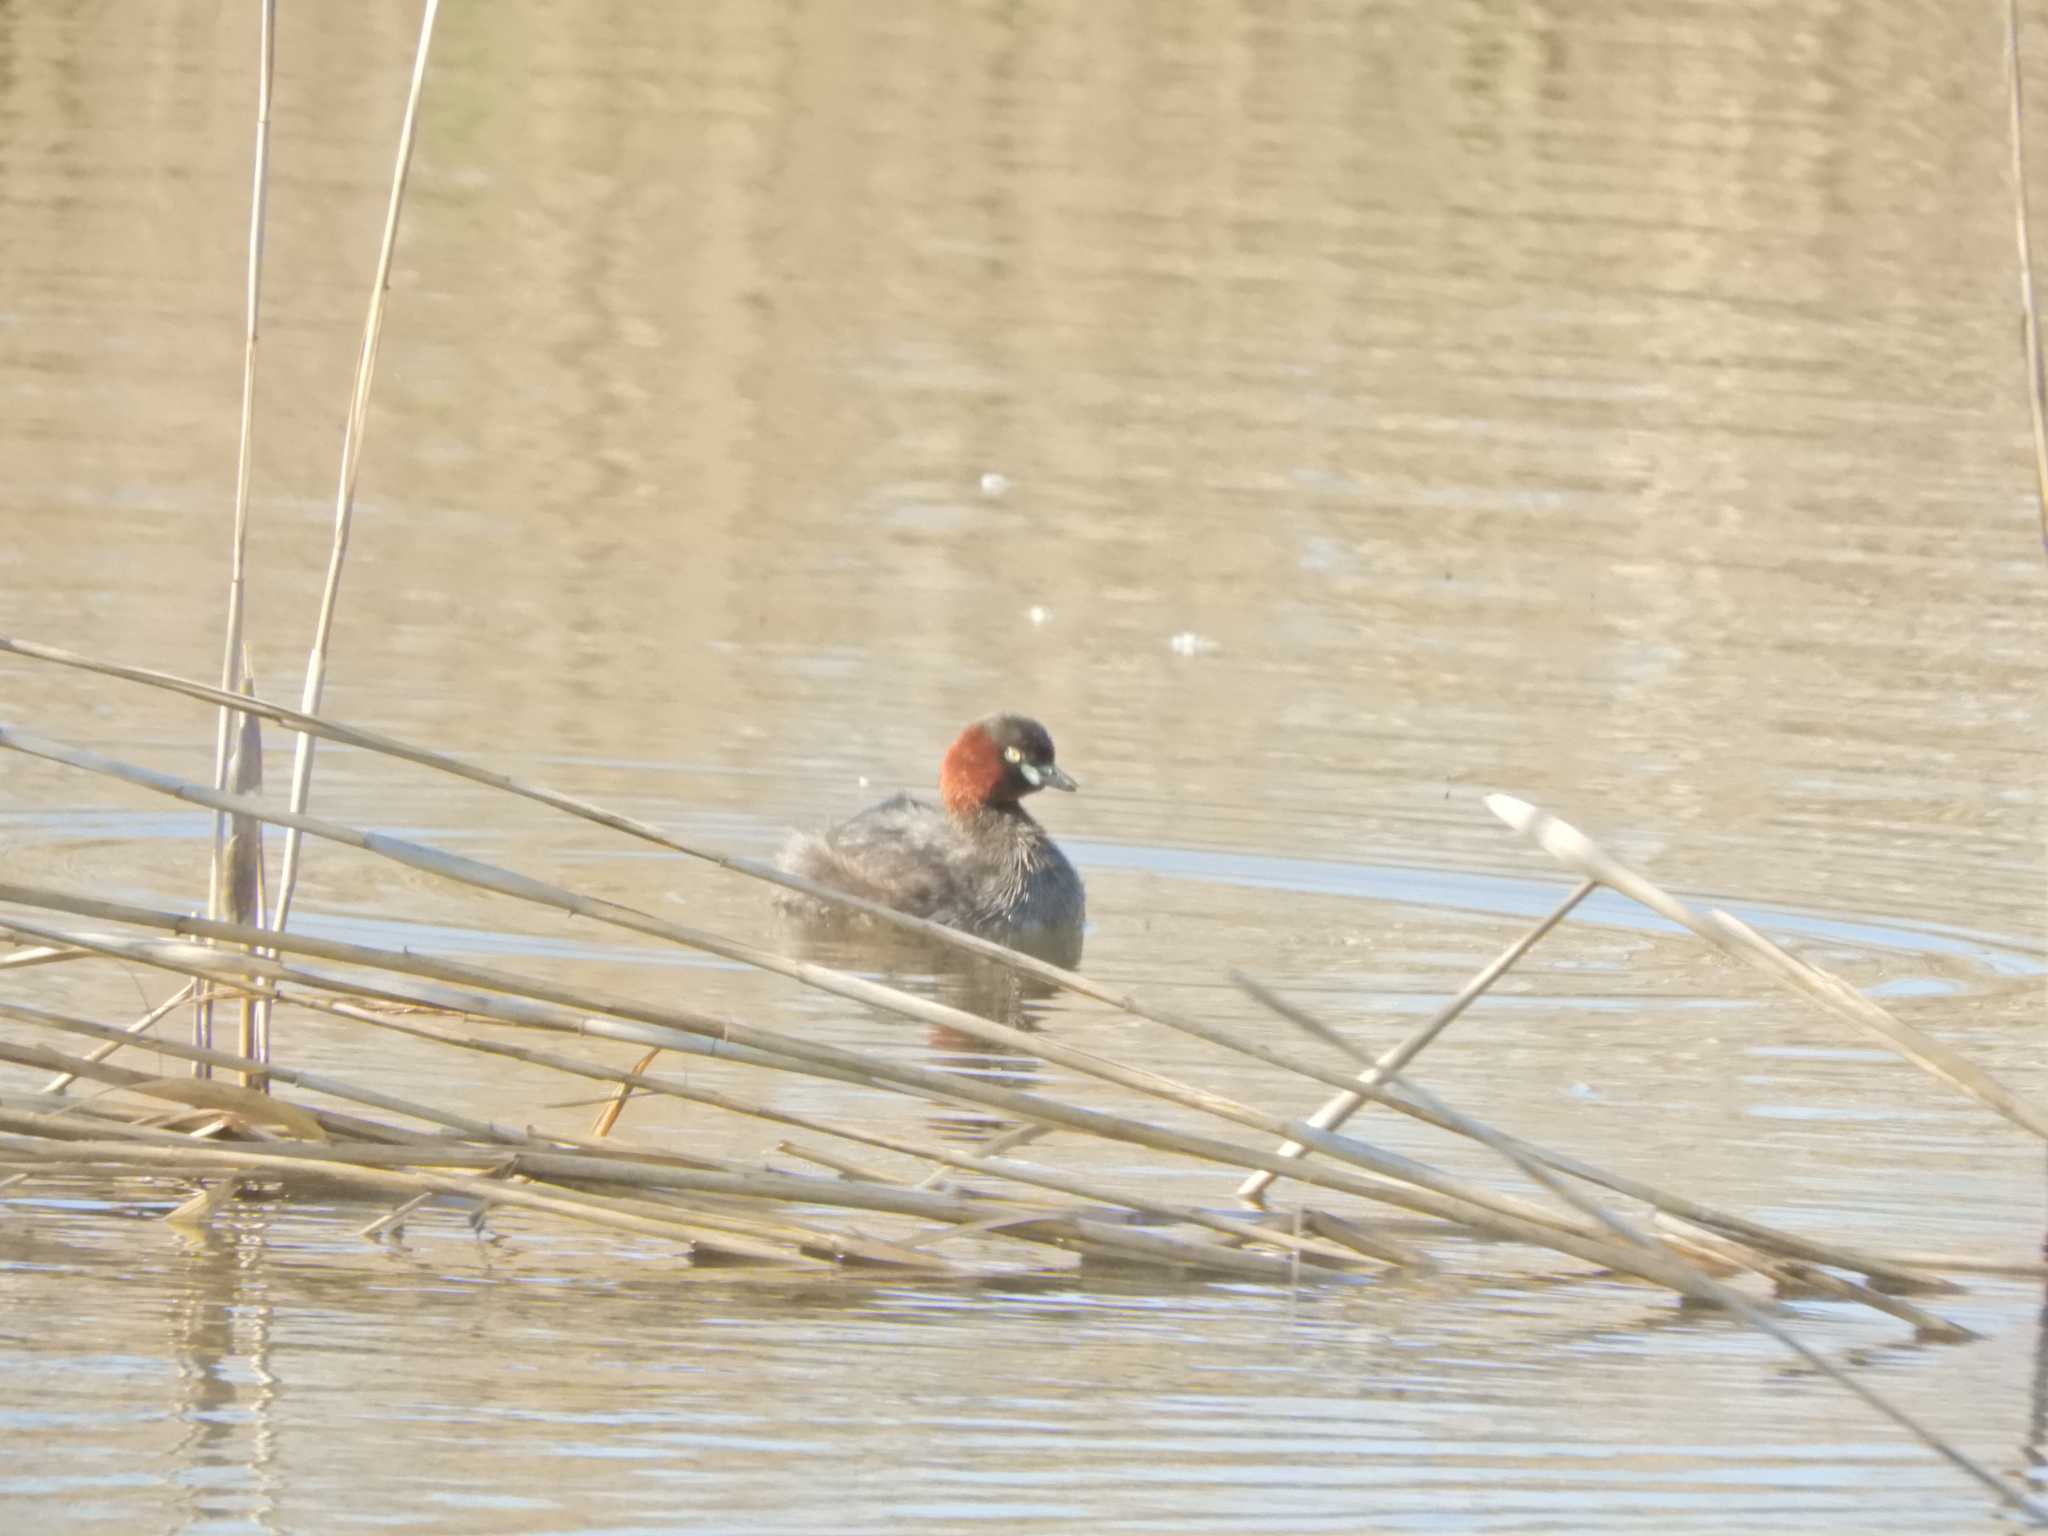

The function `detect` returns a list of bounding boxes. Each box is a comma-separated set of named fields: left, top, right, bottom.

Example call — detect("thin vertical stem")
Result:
left=2008, top=0, right=2048, bottom=550
left=267, top=0, right=443, bottom=999
left=202, top=0, right=277, bottom=1074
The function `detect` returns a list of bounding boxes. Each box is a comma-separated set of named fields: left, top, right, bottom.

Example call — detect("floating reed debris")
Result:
left=0, top=653, right=2029, bottom=1299
left=3, top=656, right=2044, bottom=1519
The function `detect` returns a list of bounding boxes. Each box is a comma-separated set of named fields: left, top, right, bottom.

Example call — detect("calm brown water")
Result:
left=3, top=1, right=2046, bottom=1531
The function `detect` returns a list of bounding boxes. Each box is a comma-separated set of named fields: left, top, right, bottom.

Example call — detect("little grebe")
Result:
left=778, top=714, right=1085, bottom=966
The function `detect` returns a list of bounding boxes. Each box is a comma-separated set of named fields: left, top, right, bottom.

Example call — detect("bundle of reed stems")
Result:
left=1, top=0, right=2045, bottom=1522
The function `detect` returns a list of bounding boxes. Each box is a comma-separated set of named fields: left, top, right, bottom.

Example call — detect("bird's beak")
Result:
left=1037, top=763, right=1078, bottom=792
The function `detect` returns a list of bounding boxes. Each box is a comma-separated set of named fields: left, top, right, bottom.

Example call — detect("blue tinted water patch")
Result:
left=288, top=909, right=707, bottom=968
left=1065, top=840, right=2047, bottom=979
left=1744, top=1045, right=1895, bottom=1063
left=0, top=808, right=209, bottom=840
left=1863, top=976, right=1966, bottom=999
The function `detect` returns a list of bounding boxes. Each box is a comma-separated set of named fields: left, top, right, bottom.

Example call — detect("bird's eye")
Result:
left=1003, top=746, right=1023, bottom=764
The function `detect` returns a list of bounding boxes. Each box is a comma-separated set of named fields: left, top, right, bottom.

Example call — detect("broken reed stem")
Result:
left=0, top=1093, right=929, bottom=1270
left=0, top=636, right=1626, bottom=1208
left=0, top=739, right=1611, bottom=1236
left=0, top=997, right=554, bottom=1147
left=1240, top=974, right=1662, bottom=1253
left=590, top=1044, right=662, bottom=1139
left=1236, top=878, right=1597, bottom=1205
left=348, top=1010, right=1379, bottom=1273
left=0, top=1125, right=831, bottom=1266
left=270, top=0, right=442, bottom=952
left=0, top=877, right=1964, bottom=1293
left=1651, top=1217, right=1969, bottom=1341
left=1207, top=971, right=1949, bottom=1293
left=0, top=696, right=1966, bottom=1286
left=0, top=1038, right=943, bottom=1271
left=0, top=1112, right=1304, bottom=1281
left=2009, top=0, right=2048, bottom=550
left=1487, top=794, right=2048, bottom=1142
left=41, top=981, right=197, bottom=1095
left=0, top=1021, right=467, bottom=1145
left=2, top=909, right=1956, bottom=1315
left=1232, top=986, right=2038, bottom=1524
left=206, top=0, right=277, bottom=1071
left=0, top=877, right=1963, bottom=1294
left=226, top=692, right=265, bottom=1083
left=0, top=716, right=2015, bottom=1302
left=553, top=1184, right=949, bottom=1270
left=0, top=833, right=1688, bottom=1273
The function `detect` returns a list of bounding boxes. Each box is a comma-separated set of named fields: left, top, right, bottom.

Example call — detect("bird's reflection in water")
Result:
left=778, top=913, right=1078, bottom=1148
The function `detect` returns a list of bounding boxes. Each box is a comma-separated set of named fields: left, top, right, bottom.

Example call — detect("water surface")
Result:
left=1, top=1, right=2044, bottom=1531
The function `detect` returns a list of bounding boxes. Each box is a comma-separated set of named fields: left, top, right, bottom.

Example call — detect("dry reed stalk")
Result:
left=2009, top=0, right=2048, bottom=547
left=0, top=646, right=2023, bottom=1278
left=11, top=938, right=1886, bottom=1301
left=1237, top=879, right=1597, bottom=1204
left=0, top=1081, right=940, bottom=1272
left=1241, top=975, right=1668, bottom=1253
left=1232, top=990, right=2036, bottom=1522
left=590, top=1045, right=661, bottom=1138
left=223, top=689, right=266, bottom=1083
left=491, top=1157, right=1315, bottom=1281
left=0, top=738, right=1667, bottom=1246
left=1378, top=1075, right=1953, bottom=1292
left=0, top=880, right=872, bottom=1091
left=1217, top=973, right=1955, bottom=1294
left=1854, top=1249, right=2048, bottom=1277
left=0, top=1037, right=434, bottom=1147
left=24, top=991, right=962, bottom=1294
left=1487, top=795, right=2048, bottom=1141
left=0, top=1128, right=832, bottom=1264
left=269, top=0, right=443, bottom=957
left=0, top=878, right=1962, bottom=1291
left=0, top=944, right=87, bottom=971
left=207, top=0, right=276, bottom=1069
left=0, top=1098, right=882, bottom=1266
left=356, top=1192, right=432, bottom=1240
left=1650, top=1217, right=1970, bottom=1341
left=0, top=1111, right=1296, bottom=1280
left=0, top=998, right=563, bottom=1147
left=0, top=855, right=1671, bottom=1268
left=1020, top=905, right=1954, bottom=1289
left=772, top=1141, right=907, bottom=1185
left=0, top=885, right=1966, bottom=1304
left=0, top=908, right=1712, bottom=1280
left=552, top=1184, right=951, bottom=1270
left=349, top=1012, right=1380, bottom=1272
left=41, top=981, right=197, bottom=1095
left=1298, top=1209, right=1433, bottom=1267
